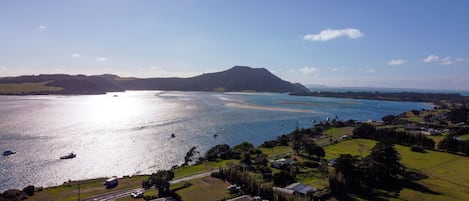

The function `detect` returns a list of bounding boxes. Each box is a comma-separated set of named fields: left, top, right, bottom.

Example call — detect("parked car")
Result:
left=130, top=190, right=144, bottom=198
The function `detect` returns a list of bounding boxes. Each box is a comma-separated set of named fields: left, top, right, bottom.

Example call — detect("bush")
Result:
left=303, top=160, right=320, bottom=168
left=410, top=145, right=426, bottom=153
left=261, top=140, right=277, bottom=148
left=211, top=171, right=224, bottom=179
left=22, top=185, right=35, bottom=196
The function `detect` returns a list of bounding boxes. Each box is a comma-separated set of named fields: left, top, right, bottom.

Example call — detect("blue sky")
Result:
left=1, top=0, right=468, bottom=90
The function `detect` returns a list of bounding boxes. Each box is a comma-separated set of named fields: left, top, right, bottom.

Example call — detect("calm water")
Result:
left=0, top=91, right=430, bottom=191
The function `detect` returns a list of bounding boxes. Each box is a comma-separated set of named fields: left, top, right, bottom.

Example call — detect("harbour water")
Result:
left=0, top=91, right=430, bottom=191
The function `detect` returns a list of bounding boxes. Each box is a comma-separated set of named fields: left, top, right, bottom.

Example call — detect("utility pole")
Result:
left=77, top=180, right=80, bottom=201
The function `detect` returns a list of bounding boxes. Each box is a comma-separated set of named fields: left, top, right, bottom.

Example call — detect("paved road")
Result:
left=83, top=187, right=144, bottom=201
left=170, top=170, right=217, bottom=184
left=82, top=170, right=218, bottom=201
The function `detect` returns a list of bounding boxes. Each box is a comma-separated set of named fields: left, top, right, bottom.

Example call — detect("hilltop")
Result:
left=0, top=66, right=309, bottom=95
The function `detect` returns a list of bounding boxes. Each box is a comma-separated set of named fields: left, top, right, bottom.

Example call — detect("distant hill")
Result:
left=115, top=66, right=309, bottom=93
left=0, top=74, right=123, bottom=95
left=0, top=66, right=309, bottom=95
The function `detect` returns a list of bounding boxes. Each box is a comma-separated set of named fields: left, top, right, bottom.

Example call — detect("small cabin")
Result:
left=104, top=177, right=118, bottom=188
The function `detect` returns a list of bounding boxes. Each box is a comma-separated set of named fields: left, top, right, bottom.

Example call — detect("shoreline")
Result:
left=225, top=102, right=319, bottom=114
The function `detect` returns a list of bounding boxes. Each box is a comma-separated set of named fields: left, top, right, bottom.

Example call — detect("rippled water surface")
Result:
left=0, top=91, right=430, bottom=190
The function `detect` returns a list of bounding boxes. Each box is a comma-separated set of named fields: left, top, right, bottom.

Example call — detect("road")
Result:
left=83, top=170, right=218, bottom=201
left=83, top=187, right=144, bottom=201
left=170, top=170, right=217, bottom=184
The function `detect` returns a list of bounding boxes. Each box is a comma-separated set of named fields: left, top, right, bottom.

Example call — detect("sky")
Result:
left=0, top=0, right=468, bottom=90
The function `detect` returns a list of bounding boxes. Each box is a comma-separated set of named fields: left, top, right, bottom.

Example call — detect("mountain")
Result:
left=115, top=66, right=309, bottom=93
left=0, top=66, right=309, bottom=95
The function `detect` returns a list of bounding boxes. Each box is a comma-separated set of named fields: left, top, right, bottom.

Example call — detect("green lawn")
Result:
left=459, top=134, right=469, bottom=140
left=324, top=139, right=469, bottom=201
left=258, top=145, right=292, bottom=157
left=28, top=176, right=148, bottom=201
left=173, top=159, right=237, bottom=179
left=174, top=177, right=231, bottom=201
left=0, top=81, right=62, bottom=94
left=316, top=127, right=354, bottom=145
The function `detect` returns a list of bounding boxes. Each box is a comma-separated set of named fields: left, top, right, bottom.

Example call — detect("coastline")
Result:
left=225, top=102, right=319, bottom=114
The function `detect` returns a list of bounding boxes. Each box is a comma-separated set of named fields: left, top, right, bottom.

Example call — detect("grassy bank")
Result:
left=324, top=139, right=469, bottom=201
left=27, top=176, right=147, bottom=201
left=0, top=81, right=62, bottom=94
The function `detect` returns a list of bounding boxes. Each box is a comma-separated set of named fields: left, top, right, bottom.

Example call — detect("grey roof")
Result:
left=150, top=197, right=177, bottom=201
left=284, top=183, right=317, bottom=194
left=227, top=195, right=254, bottom=201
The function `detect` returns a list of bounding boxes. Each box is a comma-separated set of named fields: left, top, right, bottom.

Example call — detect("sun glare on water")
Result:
left=82, top=93, right=148, bottom=125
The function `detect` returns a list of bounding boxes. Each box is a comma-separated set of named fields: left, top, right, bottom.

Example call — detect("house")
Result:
left=270, top=158, right=294, bottom=169
left=103, top=177, right=118, bottom=188
left=327, top=159, right=337, bottom=167
left=273, top=182, right=317, bottom=195
left=428, top=128, right=442, bottom=135
left=227, top=184, right=241, bottom=193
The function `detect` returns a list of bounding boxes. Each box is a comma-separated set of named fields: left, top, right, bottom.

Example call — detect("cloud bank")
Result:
left=304, top=28, right=363, bottom=42
left=423, top=54, right=452, bottom=65
left=387, top=59, right=408, bottom=66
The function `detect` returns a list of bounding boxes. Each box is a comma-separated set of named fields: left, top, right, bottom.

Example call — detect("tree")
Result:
left=304, top=141, right=325, bottom=159
left=291, top=129, right=303, bottom=155
left=233, top=141, right=254, bottom=153
left=184, top=146, right=199, bottom=165
left=352, top=123, right=377, bottom=138
left=149, top=170, right=174, bottom=196
left=273, top=170, right=295, bottom=187
left=205, top=144, right=232, bottom=161
left=367, top=141, right=403, bottom=184
left=312, top=145, right=325, bottom=158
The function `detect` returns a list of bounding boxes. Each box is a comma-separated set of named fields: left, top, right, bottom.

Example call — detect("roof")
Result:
left=150, top=197, right=177, bottom=201
left=284, top=183, right=317, bottom=194
left=227, top=195, right=254, bottom=201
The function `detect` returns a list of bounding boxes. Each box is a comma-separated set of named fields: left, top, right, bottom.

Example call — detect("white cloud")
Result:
left=37, top=25, right=47, bottom=31
left=365, top=68, right=375, bottom=73
left=455, top=58, right=465, bottom=63
left=96, top=57, right=108, bottom=62
left=299, top=67, right=319, bottom=74
left=304, top=28, right=363, bottom=42
left=387, top=59, right=408, bottom=66
left=423, top=54, right=440, bottom=63
left=71, top=53, right=81, bottom=58
left=423, top=54, right=457, bottom=65
left=440, top=57, right=452, bottom=65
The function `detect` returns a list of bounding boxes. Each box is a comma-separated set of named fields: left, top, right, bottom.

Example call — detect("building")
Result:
left=273, top=183, right=317, bottom=195
left=270, top=158, right=294, bottom=169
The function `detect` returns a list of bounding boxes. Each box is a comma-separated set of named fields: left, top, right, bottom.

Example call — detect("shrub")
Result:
left=410, top=145, right=426, bottom=153
left=22, top=185, right=35, bottom=196
left=303, top=160, right=320, bottom=168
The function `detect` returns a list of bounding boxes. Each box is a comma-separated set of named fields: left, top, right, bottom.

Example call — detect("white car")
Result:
left=130, top=190, right=144, bottom=198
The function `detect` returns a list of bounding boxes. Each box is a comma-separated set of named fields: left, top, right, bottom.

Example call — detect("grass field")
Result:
left=258, top=145, right=292, bottom=157
left=0, top=81, right=62, bottom=94
left=324, top=139, right=469, bottom=201
left=316, top=127, right=354, bottom=145
left=28, top=176, right=147, bottom=201
left=173, top=159, right=237, bottom=179
left=175, top=177, right=231, bottom=201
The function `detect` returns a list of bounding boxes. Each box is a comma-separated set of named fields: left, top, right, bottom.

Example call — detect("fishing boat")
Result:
left=60, top=152, right=76, bottom=159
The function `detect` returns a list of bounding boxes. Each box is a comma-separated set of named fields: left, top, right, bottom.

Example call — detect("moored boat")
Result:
left=2, top=150, right=16, bottom=156
left=60, top=152, right=76, bottom=159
